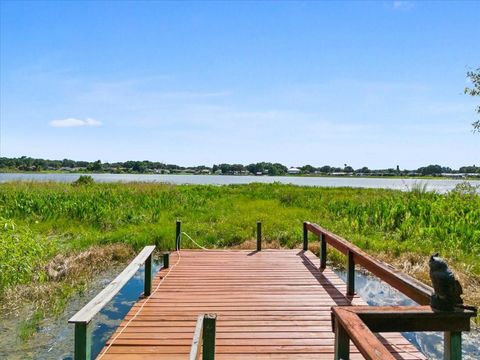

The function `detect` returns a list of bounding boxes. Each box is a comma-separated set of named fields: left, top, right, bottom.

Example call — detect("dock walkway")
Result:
left=98, top=249, right=425, bottom=359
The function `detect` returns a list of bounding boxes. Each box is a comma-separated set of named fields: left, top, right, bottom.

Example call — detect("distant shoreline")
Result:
left=1, top=170, right=479, bottom=181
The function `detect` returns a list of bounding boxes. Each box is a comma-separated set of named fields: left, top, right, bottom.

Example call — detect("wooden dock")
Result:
left=69, top=222, right=475, bottom=360
left=98, top=249, right=425, bottom=359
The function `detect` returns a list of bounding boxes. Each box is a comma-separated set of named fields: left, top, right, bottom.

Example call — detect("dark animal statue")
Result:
left=429, top=253, right=463, bottom=311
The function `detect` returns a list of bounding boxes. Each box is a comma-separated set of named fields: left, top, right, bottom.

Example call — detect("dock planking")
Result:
left=98, top=249, right=426, bottom=359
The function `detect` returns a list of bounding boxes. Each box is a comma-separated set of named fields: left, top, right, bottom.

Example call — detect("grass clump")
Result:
left=0, top=219, right=56, bottom=292
left=73, top=175, right=95, bottom=186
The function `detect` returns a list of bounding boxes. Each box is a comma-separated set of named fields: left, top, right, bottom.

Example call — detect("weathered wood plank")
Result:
left=189, top=314, right=204, bottom=360
left=347, top=305, right=475, bottom=332
left=69, top=245, right=156, bottom=324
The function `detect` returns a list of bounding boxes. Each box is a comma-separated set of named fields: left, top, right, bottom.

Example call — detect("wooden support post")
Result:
left=176, top=220, right=182, bottom=250
left=202, top=314, right=217, bottom=360
left=163, top=252, right=170, bottom=269
left=74, top=322, right=91, bottom=360
left=334, top=318, right=350, bottom=360
left=144, top=252, right=153, bottom=297
left=256, top=221, right=262, bottom=251
left=320, top=233, right=327, bottom=269
left=347, top=250, right=355, bottom=296
left=444, top=331, right=462, bottom=360
left=303, top=222, right=308, bottom=251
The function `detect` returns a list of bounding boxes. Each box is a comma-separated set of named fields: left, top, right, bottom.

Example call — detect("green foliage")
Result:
left=18, top=309, right=44, bottom=340
left=73, top=175, right=95, bottom=186
left=0, top=218, right=57, bottom=293
left=465, top=67, right=480, bottom=131
left=245, top=162, right=288, bottom=175
left=459, top=165, right=480, bottom=174
left=450, top=181, right=480, bottom=196
left=87, top=160, right=103, bottom=172
left=416, top=164, right=451, bottom=176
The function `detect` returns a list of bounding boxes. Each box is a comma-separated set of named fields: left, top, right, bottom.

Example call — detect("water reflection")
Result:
left=91, top=260, right=162, bottom=359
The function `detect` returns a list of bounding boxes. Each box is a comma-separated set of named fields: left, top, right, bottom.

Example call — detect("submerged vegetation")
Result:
left=0, top=181, right=479, bottom=330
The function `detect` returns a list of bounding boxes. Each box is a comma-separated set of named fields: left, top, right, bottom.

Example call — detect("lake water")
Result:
left=1, top=173, right=480, bottom=193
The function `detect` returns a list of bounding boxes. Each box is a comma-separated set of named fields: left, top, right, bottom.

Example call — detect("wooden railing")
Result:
left=68, top=246, right=169, bottom=360
left=302, top=221, right=477, bottom=360
left=332, top=307, right=396, bottom=360
left=332, top=306, right=476, bottom=360
left=303, top=221, right=433, bottom=304
left=189, top=313, right=217, bottom=360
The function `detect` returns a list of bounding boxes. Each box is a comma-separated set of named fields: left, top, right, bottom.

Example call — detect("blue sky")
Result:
left=1, top=1, right=479, bottom=169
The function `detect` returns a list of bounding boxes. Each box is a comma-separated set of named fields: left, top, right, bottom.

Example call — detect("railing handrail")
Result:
left=69, top=245, right=156, bottom=324
left=331, top=305, right=476, bottom=360
left=332, top=307, right=396, bottom=360
left=190, top=313, right=217, bottom=360
left=303, top=221, right=433, bottom=305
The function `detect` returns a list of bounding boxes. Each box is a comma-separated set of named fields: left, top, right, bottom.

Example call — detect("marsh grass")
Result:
left=0, top=243, right=134, bottom=339
left=0, top=181, right=479, bottom=328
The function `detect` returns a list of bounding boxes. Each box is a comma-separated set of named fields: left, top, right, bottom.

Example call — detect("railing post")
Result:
left=256, top=221, right=262, bottom=251
left=144, top=251, right=153, bottom=297
left=202, top=313, right=217, bottom=360
left=176, top=220, right=182, bottom=250
left=303, top=222, right=308, bottom=251
left=444, top=331, right=462, bottom=360
left=69, top=245, right=156, bottom=359
left=163, top=252, right=170, bottom=269
left=74, top=322, right=91, bottom=360
left=320, top=233, right=327, bottom=269
left=347, top=250, right=355, bottom=296
left=334, top=318, right=350, bottom=360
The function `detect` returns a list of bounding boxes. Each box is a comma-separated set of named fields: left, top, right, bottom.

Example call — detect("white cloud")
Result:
left=391, top=1, right=415, bottom=11
left=49, top=118, right=102, bottom=128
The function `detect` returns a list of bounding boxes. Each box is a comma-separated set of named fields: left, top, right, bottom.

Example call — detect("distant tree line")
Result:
left=1, top=157, right=479, bottom=176
left=213, top=162, right=288, bottom=176
left=0, top=156, right=208, bottom=174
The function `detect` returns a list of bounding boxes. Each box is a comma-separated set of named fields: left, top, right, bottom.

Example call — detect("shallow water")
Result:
left=334, top=269, right=480, bottom=360
left=1, top=260, right=478, bottom=359
left=1, top=172, right=480, bottom=193
left=0, top=260, right=162, bottom=360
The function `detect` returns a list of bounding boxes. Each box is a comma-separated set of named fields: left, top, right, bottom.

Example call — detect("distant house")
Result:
left=441, top=173, right=464, bottom=178
left=288, top=167, right=301, bottom=174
